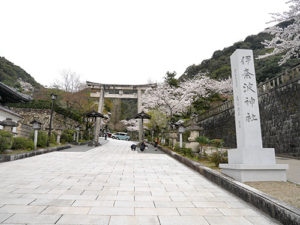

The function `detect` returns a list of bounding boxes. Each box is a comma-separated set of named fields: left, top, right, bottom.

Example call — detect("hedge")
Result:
left=12, top=137, right=34, bottom=150
left=30, top=130, right=48, bottom=147
left=0, top=130, right=13, bottom=152
left=61, top=129, right=75, bottom=143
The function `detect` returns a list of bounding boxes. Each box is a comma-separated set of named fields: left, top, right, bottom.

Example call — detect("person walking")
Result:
left=140, top=141, right=146, bottom=152
left=154, top=137, right=158, bottom=151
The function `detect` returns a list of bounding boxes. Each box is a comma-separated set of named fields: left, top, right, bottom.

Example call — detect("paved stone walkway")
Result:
left=0, top=139, right=281, bottom=225
left=276, top=157, right=300, bottom=185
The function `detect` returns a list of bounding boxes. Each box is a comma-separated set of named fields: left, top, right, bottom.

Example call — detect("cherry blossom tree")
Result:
left=145, top=110, right=168, bottom=133
left=261, top=0, right=300, bottom=65
left=142, top=74, right=232, bottom=117
left=120, top=119, right=139, bottom=132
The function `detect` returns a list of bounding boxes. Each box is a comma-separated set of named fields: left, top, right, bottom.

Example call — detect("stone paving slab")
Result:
left=0, top=139, right=281, bottom=224
left=109, top=216, right=160, bottom=225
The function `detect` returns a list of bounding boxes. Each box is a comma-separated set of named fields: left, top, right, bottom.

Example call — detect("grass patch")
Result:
left=246, top=181, right=300, bottom=209
left=3, top=149, right=34, bottom=155
left=1, top=143, right=62, bottom=156
left=162, top=145, right=221, bottom=171
left=197, top=158, right=220, bottom=171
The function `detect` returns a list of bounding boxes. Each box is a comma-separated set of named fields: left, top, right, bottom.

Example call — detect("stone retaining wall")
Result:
left=16, top=124, right=32, bottom=138
left=198, top=65, right=300, bottom=157
left=10, top=108, right=80, bottom=135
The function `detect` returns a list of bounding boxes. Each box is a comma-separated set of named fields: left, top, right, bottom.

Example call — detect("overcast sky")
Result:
left=0, top=0, right=287, bottom=86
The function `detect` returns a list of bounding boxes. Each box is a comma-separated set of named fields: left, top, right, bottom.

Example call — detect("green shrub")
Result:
left=83, top=130, right=92, bottom=141
left=147, top=136, right=152, bottom=142
left=165, top=138, right=169, bottom=146
left=209, top=151, right=228, bottom=167
left=182, top=130, right=191, bottom=142
left=210, top=139, right=224, bottom=148
left=31, top=131, right=48, bottom=147
left=0, top=130, right=13, bottom=152
left=49, top=133, right=56, bottom=144
left=182, top=148, right=193, bottom=158
left=195, top=136, right=210, bottom=153
left=199, top=149, right=208, bottom=159
left=12, top=137, right=34, bottom=150
left=174, top=143, right=180, bottom=152
left=37, top=131, right=48, bottom=147
left=61, top=129, right=75, bottom=143
left=175, top=146, right=193, bottom=158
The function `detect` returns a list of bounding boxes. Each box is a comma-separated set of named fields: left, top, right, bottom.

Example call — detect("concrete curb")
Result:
left=158, top=145, right=300, bottom=225
left=0, top=145, right=72, bottom=162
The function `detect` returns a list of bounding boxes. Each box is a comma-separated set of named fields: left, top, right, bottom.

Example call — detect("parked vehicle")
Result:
left=111, top=132, right=130, bottom=140
left=107, top=132, right=112, bottom=138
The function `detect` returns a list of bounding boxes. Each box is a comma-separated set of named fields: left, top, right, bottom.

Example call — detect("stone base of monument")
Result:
left=219, top=148, right=288, bottom=182
left=219, top=163, right=288, bottom=182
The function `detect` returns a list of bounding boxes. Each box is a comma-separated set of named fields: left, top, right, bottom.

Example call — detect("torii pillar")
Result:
left=137, top=88, right=143, bottom=142
left=96, top=86, right=104, bottom=143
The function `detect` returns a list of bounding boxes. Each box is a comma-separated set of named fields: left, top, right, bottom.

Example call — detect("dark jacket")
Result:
left=140, top=142, right=146, bottom=151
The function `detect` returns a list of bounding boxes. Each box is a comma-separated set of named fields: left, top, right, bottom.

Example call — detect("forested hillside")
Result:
left=180, top=25, right=300, bottom=83
left=0, top=57, right=42, bottom=91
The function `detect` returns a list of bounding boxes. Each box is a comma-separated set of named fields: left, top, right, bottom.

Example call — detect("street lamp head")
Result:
left=178, top=126, right=185, bottom=134
left=86, top=110, right=104, bottom=118
left=30, top=119, right=42, bottom=130
left=75, top=125, right=81, bottom=131
left=50, top=93, right=57, bottom=100
left=134, top=111, right=151, bottom=119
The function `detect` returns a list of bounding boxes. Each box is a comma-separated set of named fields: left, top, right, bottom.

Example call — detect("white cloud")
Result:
left=0, top=0, right=288, bottom=86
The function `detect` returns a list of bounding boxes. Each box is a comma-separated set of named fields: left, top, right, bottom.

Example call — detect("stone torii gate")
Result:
left=86, top=81, right=156, bottom=142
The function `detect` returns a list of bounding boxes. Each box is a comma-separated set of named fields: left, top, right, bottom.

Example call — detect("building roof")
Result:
left=0, top=82, right=32, bottom=103
left=0, top=105, right=22, bottom=119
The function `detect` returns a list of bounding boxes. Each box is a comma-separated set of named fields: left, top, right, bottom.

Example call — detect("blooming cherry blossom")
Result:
left=142, top=74, right=232, bottom=117
left=261, top=0, right=300, bottom=65
left=120, top=119, right=139, bottom=131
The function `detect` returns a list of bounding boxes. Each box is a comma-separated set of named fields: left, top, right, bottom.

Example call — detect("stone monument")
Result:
left=219, top=49, right=288, bottom=182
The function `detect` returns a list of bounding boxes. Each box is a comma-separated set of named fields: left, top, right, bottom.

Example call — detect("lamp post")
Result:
left=30, top=119, right=41, bottom=150
left=86, top=110, right=104, bottom=146
left=134, top=111, right=151, bottom=142
left=104, top=124, right=108, bottom=140
left=178, top=126, right=185, bottom=149
left=47, top=93, right=57, bottom=147
left=56, top=128, right=63, bottom=144
left=75, top=125, right=81, bottom=143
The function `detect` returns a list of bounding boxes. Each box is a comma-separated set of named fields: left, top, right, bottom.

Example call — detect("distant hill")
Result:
left=0, top=57, right=42, bottom=93
left=180, top=24, right=300, bottom=83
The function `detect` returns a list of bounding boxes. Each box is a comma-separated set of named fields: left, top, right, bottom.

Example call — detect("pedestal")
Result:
left=220, top=163, right=288, bottom=182
left=220, top=147, right=288, bottom=182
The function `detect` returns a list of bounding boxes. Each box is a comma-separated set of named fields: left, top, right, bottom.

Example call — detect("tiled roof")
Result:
left=0, top=82, right=32, bottom=103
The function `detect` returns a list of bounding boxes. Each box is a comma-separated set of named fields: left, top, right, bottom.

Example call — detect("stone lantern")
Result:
left=75, top=125, right=81, bottom=143
left=86, top=110, right=104, bottom=146
left=30, top=119, right=42, bottom=150
left=187, top=124, right=203, bottom=142
left=186, top=124, right=203, bottom=153
left=134, top=111, right=151, bottom=142
left=0, top=118, right=17, bottom=133
left=55, top=128, right=63, bottom=144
